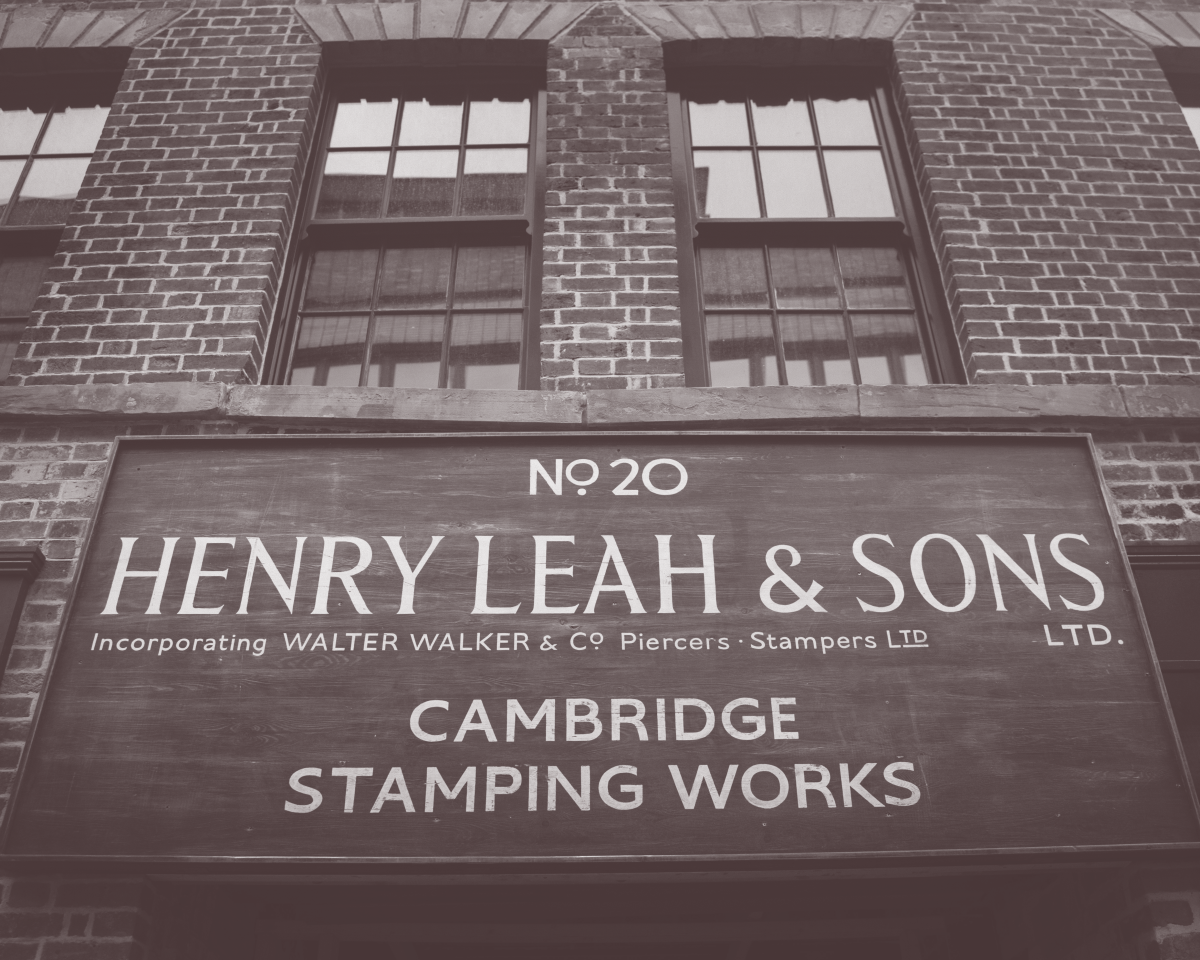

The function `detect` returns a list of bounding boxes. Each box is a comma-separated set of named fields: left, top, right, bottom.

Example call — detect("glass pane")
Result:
left=769, top=248, right=840, bottom=309
left=466, top=99, right=531, bottom=145
left=330, top=100, right=398, bottom=149
left=369, top=314, right=444, bottom=388
left=814, top=97, right=878, bottom=146
left=289, top=314, right=368, bottom=386
left=780, top=313, right=849, bottom=386
left=825, top=150, right=894, bottom=217
left=303, top=250, right=379, bottom=311
left=698, top=248, right=768, bottom=309
left=378, top=248, right=452, bottom=309
left=851, top=313, right=923, bottom=385
left=0, top=256, right=52, bottom=317
left=8, top=156, right=89, bottom=224
left=389, top=149, right=458, bottom=217
left=38, top=106, right=109, bottom=155
left=0, top=319, right=23, bottom=383
left=0, top=160, right=25, bottom=217
left=839, top=247, right=912, bottom=309
left=705, top=312, right=779, bottom=387
left=447, top=312, right=522, bottom=389
left=903, top=353, right=929, bottom=385
left=692, top=150, right=759, bottom=218
left=460, top=148, right=527, bottom=215
left=751, top=99, right=814, bottom=146
left=0, top=109, right=47, bottom=155
left=688, top=101, right=750, bottom=147
left=398, top=100, right=463, bottom=147
left=316, top=151, right=389, bottom=219
left=1185, top=106, right=1200, bottom=147
left=453, top=246, right=524, bottom=309
left=759, top=151, right=826, bottom=218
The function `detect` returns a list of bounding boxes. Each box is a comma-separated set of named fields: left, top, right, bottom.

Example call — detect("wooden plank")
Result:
left=521, top=2, right=592, bottom=39
left=671, top=5, right=727, bottom=40
left=710, top=4, right=758, bottom=39
left=5, top=432, right=1198, bottom=862
left=419, top=0, right=466, bottom=38
left=461, top=2, right=506, bottom=38
left=42, top=11, right=100, bottom=48
left=625, top=4, right=693, bottom=41
left=83, top=10, right=143, bottom=47
left=336, top=4, right=384, bottom=41
left=857, top=384, right=1126, bottom=420
left=491, top=3, right=548, bottom=40
left=294, top=5, right=352, bottom=43
left=1142, top=10, right=1200, bottom=47
left=1, top=7, right=56, bottom=48
left=863, top=4, right=913, bottom=40
left=223, top=384, right=584, bottom=425
left=0, top=383, right=225, bottom=419
left=380, top=3, right=416, bottom=39
left=587, top=385, right=860, bottom=425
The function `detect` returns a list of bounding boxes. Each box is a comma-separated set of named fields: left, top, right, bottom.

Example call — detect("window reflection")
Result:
left=698, top=245, right=923, bottom=387
left=289, top=245, right=525, bottom=389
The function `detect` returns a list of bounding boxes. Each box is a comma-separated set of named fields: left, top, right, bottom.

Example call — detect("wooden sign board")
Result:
left=5, top=433, right=1198, bottom=862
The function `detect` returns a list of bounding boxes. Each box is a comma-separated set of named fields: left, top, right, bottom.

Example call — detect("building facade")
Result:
left=1, top=0, right=1200, bottom=956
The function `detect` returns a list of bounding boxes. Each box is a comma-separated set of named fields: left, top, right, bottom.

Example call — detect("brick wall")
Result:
left=541, top=2, right=683, bottom=390
left=9, top=5, right=320, bottom=389
left=896, top=4, right=1200, bottom=387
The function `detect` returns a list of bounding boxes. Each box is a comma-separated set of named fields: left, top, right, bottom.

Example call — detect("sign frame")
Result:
left=4, top=430, right=1199, bottom=867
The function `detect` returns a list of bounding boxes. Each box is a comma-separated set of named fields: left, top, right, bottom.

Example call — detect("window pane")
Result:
left=692, top=150, right=759, bottom=218
left=369, top=314, right=444, bottom=388
left=0, top=159, right=26, bottom=217
left=38, top=106, right=109, bottom=155
left=0, top=256, right=53, bottom=317
left=839, top=247, right=912, bottom=309
left=825, top=150, right=894, bottom=217
left=779, top=313, right=850, bottom=386
left=304, top=250, right=379, bottom=311
left=0, top=319, right=24, bottom=382
left=1185, top=106, right=1200, bottom=147
left=453, top=247, right=524, bottom=309
left=289, top=314, right=368, bottom=386
left=460, top=148, right=527, bottom=215
left=769, top=248, right=840, bottom=309
left=751, top=99, right=814, bottom=146
left=0, top=108, right=46, bottom=155
left=903, top=353, right=929, bottom=385
left=378, top=248, right=452, bottom=309
left=330, top=100, right=397, bottom=149
left=698, top=248, right=768, bottom=308
left=689, top=101, right=750, bottom=146
left=466, top=99, right=531, bottom=145
left=316, top=151, right=389, bottom=219
left=814, top=98, right=878, bottom=146
left=8, top=156, right=90, bottom=224
left=398, top=100, right=463, bottom=147
left=705, top=312, right=779, bottom=387
left=759, top=151, right=826, bottom=218
left=447, top=312, right=521, bottom=388
left=850, top=313, right=923, bottom=385
left=389, top=149, right=458, bottom=217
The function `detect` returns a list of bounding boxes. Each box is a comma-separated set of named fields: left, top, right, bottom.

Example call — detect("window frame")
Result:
left=667, top=66, right=961, bottom=388
left=266, top=67, right=547, bottom=391
left=0, top=70, right=120, bottom=382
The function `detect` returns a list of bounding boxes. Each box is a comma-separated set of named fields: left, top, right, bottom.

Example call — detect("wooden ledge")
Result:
left=0, top=383, right=1197, bottom=429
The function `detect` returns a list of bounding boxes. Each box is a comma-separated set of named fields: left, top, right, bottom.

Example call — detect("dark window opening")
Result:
left=670, top=69, right=959, bottom=388
left=270, top=70, right=545, bottom=390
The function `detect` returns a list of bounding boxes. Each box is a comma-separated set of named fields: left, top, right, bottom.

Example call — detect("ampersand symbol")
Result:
left=759, top=544, right=826, bottom=613
left=540, top=635, right=557, bottom=651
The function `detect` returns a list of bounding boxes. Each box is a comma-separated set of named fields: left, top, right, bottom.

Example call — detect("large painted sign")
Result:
left=5, top=433, right=1197, bottom=861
